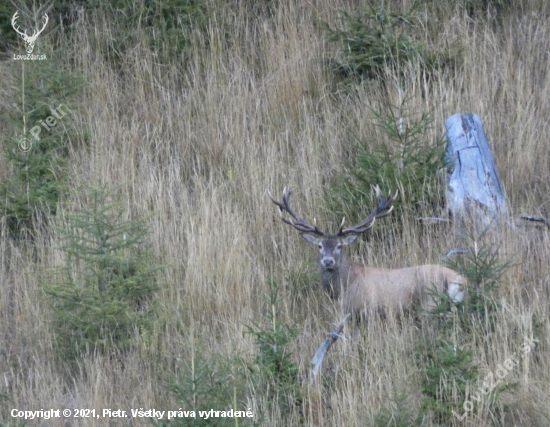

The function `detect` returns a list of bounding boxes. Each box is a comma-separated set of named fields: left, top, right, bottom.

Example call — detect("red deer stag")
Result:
left=268, top=186, right=465, bottom=318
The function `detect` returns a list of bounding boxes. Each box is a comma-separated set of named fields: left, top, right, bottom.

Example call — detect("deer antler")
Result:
left=338, top=186, right=398, bottom=236
left=268, top=187, right=325, bottom=235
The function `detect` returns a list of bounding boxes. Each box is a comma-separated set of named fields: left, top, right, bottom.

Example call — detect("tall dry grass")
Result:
left=1, top=0, right=550, bottom=425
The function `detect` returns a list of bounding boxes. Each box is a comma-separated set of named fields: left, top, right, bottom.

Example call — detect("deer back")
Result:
left=343, top=264, right=466, bottom=316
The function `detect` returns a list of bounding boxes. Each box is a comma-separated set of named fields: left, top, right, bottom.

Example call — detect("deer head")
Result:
left=12, top=12, right=49, bottom=54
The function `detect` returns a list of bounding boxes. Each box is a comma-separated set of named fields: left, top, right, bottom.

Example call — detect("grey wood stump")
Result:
left=445, top=113, right=508, bottom=230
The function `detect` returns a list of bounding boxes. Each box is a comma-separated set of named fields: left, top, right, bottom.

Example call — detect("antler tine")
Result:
left=268, top=187, right=324, bottom=235
left=339, top=217, right=346, bottom=229
left=338, top=186, right=398, bottom=235
left=373, top=185, right=398, bottom=218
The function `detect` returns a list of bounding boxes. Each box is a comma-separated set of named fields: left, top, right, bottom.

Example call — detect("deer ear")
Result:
left=301, top=233, right=323, bottom=246
left=340, top=234, right=359, bottom=246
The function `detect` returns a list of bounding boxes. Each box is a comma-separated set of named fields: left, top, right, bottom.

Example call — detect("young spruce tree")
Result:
left=44, top=186, right=158, bottom=361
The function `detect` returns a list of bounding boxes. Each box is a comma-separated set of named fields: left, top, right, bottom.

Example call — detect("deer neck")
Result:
left=321, top=251, right=352, bottom=300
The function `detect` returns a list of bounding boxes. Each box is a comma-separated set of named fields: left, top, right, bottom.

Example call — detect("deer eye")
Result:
left=318, top=243, right=323, bottom=249
left=336, top=243, right=342, bottom=249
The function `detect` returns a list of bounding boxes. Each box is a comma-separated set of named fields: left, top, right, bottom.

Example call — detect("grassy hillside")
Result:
left=1, top=0, right=549, bottom=425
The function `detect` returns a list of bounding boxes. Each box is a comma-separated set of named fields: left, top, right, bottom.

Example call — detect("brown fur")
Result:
left=342, top=263, right=466, bottom=318
left=311, top=236, right=466, bottom=318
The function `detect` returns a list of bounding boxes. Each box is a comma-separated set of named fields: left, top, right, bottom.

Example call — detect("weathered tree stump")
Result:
left=445, top=113, right=509, bottom=230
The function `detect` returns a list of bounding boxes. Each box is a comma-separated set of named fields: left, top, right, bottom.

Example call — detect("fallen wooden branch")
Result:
left=310, top=313, right=351, bottom=385
left=443, top=247, right=470, bottom=259
left=520, top=216, right=549, bottom=230
left=416, top=217, right=450, bottom=224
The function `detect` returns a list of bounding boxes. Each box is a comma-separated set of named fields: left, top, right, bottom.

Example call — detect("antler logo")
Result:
left=11, top=11, right=49, bottom=54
